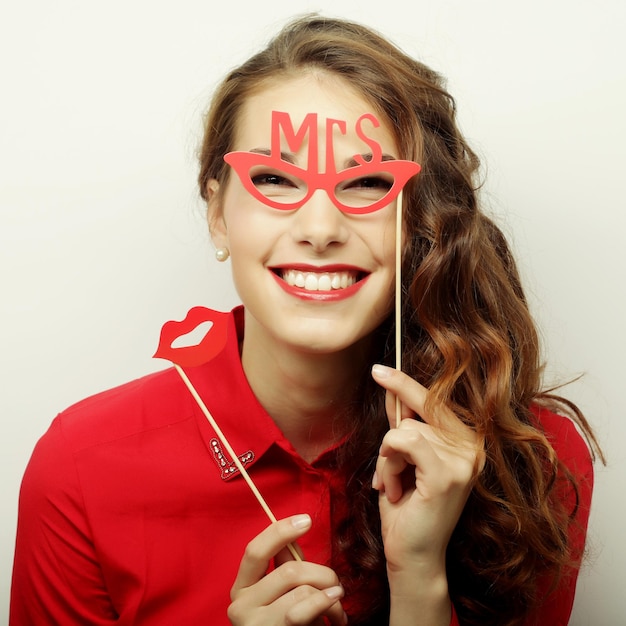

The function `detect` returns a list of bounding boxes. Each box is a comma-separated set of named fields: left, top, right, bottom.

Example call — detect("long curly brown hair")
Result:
left=198, top=15, right=603, bottom=625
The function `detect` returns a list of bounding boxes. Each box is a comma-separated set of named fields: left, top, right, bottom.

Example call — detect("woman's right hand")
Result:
left=227, top=514, right=347, bottom=626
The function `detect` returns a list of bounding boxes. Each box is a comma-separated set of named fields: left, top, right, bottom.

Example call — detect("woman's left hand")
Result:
left=371, top=364, right=485, bottom=577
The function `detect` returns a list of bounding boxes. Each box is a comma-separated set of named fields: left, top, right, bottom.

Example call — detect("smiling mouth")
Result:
left=275, top=269, right=365, bottom=292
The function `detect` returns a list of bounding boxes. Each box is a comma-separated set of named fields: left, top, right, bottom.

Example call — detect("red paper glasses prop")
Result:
left=224, top=111, right=421, bottom=214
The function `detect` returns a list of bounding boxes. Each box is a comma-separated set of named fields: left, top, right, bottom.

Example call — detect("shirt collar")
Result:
left=181, top=306, right=296, bottom=476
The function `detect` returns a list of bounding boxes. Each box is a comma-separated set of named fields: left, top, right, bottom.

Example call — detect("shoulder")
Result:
left=531, top=404, right=594, bottom=481
left=530, top=404, right=595, bottom=533
left=30, top=305, right=245, bottom=462
left=49, top=366, right=194, bottom=454
left=19, top=366, right=205, bottom=519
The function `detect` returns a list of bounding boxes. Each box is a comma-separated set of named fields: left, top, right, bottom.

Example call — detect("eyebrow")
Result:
left=343, top=153, right=397, bottom=168
left=249, top=148, right=297, bottom=164
left=248, top=148, right=399, bottom=169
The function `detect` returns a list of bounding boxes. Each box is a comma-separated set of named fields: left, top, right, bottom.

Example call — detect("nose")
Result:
left=291, top=190, right=349, bottom=252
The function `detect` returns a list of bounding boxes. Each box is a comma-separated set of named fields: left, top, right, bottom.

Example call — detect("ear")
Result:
left=206, top=179, right=228, bottom=248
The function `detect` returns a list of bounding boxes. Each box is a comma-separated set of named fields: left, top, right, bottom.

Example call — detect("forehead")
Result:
left=233, top=73, right=398, bottom=155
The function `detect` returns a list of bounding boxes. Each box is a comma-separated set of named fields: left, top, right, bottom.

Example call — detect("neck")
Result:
left=241, top=313, right=371, bottom=463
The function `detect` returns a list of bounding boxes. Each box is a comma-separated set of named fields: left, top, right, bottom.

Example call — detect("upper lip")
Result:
left=269, top=263, right=369, bottom=274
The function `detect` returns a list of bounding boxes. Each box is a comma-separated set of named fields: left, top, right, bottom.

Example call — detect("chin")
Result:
left=278, top=317, right=379, bottom=355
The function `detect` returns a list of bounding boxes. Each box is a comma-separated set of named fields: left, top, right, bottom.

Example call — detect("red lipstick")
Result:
left=270, top=268, right=369, bottom=301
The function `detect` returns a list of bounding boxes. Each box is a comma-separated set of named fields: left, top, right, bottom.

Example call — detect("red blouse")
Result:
left=10, top=307, right=593, bottom=625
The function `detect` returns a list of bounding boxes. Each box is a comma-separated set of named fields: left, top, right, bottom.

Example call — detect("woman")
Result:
left=10, top=15, right=601, bottom=626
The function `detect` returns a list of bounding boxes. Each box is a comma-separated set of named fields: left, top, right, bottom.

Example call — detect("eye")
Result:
left=247, top=167, right=306, bottom=203
left=250, top=172, right=297, bottom=188
left=345, top=176, right=393, bottom=191
left=334, top=172, right=396, bottom=210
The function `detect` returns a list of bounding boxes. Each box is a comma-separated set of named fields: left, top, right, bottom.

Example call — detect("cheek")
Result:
left=222, top=189, right=284, bottom=258
left=367, top=211, right=398, bottom=267
left=222, top=187, right=257, bottom=240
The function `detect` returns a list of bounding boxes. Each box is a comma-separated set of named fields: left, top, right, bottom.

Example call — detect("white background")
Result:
left=1, top=1, right=624, bottom=623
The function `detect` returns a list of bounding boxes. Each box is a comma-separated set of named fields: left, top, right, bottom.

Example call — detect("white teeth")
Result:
left=318, top=274, right=332, bottom=291
left=304, top=274, right=318, bottom=291
left=281, top=270, right=359, bottom=291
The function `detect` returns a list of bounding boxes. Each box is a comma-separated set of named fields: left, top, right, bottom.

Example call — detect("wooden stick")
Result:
left=174, top=363, right=302, bottom=562
left=395, top=190, right=403, bottom=428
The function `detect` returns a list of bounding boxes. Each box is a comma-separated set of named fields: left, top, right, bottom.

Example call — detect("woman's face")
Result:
left=210, top=73, right=405, bottom=356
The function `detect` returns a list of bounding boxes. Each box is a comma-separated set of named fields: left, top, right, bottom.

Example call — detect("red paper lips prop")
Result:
left=153, top=307, right=229, bottom=367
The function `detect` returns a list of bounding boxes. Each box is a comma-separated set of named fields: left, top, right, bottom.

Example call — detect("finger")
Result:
left=375, top=451, right=408, bottom=502
left=231, top=514, right=311, bottom=597
left=371, top=364, right=472, bottom=438
left=235, top=560, right=341, bottom=608
left=227, top=584, right=339, bottom=626
left=379, top=425, right=481, bottom=500
left=274, top=542, right=305, bottom=568
left=376, top=429, right=442, bottom=501
left=284, top=585, right=347, bottom=626
left=379, top=428, right=441, bottom=475
left=384, top=387, right=416, bottom=429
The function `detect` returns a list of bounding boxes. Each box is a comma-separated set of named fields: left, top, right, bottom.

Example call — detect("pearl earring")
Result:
left=215, top=247, right=230, bottom=262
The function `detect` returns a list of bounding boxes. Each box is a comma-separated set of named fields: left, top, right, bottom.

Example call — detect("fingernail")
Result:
left=372, top=364, right=393, bottom=379
left=372, top=471, right=379, bottom=490
left=291, top=514, right=312, bottom=529
left=324, top=585, right=344, bottom=600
